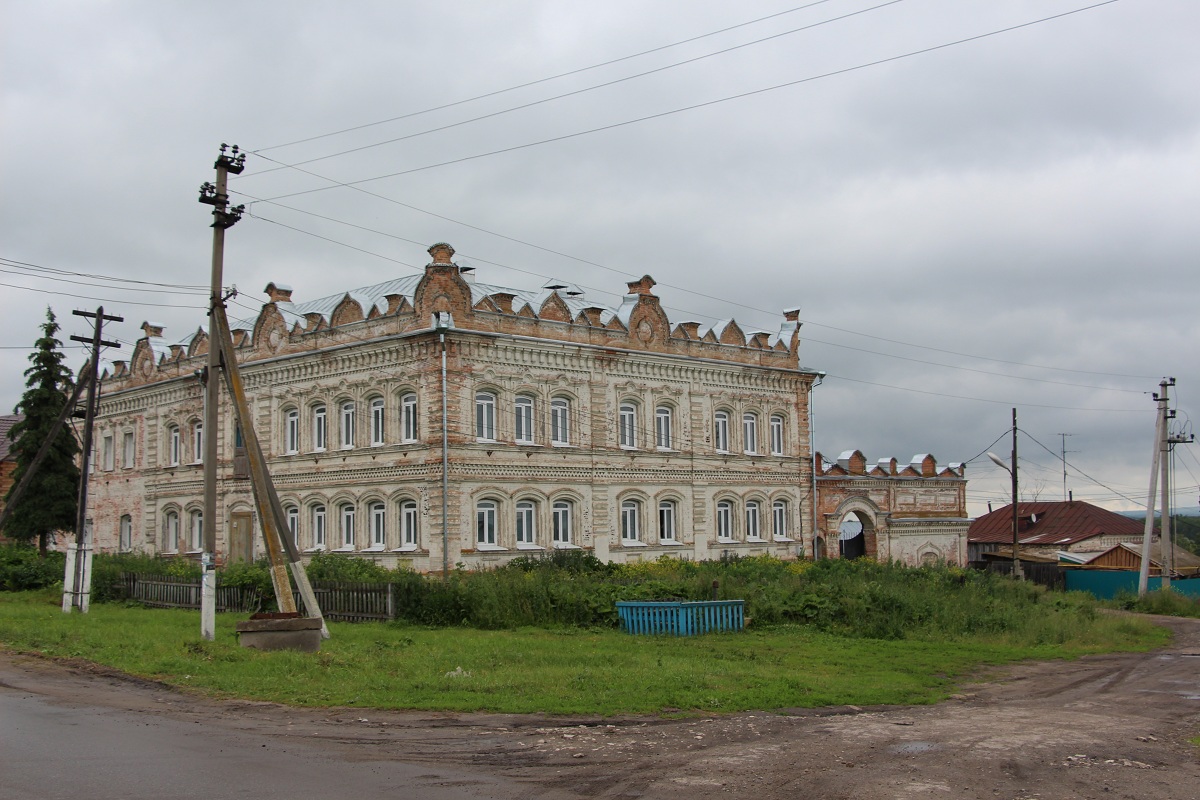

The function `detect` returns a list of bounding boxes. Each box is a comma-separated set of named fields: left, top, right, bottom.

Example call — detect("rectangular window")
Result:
left=340, top=505, right=355, bottom=549
left=122, top=432, right=135, bottom=469
left=516, top=501, right=535, bottom=544
left=745, top=501, right=762, bottom=540
left=550, top=398, right=570, bottom=445
left=370, top=503, right=386, bottom=548
left=340, top=402, right=355, bottom=449
left=285, top=409, right=299, bottom=454
left=621, top=501, right=640, bottom=542
left=655, top=407, right=672, bottom=450
left=772, top=501, right=788, bottom=540
left=192, top=422, right=203, bottom=464
left=370, top=399, right=385, bottom=446
left=475, top=393, right=495, bottom=441
left=312, top=506, right=326, bottom=549
left=189, top=511, right=204, bottom=551
left=716, top=502, right=733, bottom=541
left=515, top=396, right=534, bottom=443
left=401, top=502, right=419, bottom=548
left=714, top=412, right=729, bottom=453
left=552, top=501, right=571, bottom=544
left=286, top=507, right=299, bottom=548
left=169, top=427, right=180, bottom=466
left=619, top=404, right=637, bottom=448
left=101, top=434, right=114, bottom=471
left=743, top=414, right=758, bottom=455
left=163, top=511, right=179, bottom=554
left=313, top=406, right=327, bottom=451
left=401, top=393, right=418, bottom=442
left=476, top=501, right=497, bottom=545
left=119, top=515, right=132, bottom=551
left=658, top=501, right=676, bottom=542
left=770, top=415, right=785, bottom=456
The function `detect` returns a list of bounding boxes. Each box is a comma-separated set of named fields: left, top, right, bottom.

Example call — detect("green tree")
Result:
left=4, top=309, right=79, bottom=556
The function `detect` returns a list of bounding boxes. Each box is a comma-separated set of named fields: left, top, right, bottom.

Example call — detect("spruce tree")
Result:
left=4, top=308, right=79, bottom=556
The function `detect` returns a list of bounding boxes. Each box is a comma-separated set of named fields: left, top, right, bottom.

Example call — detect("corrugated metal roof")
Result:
left=0, top=414, right=23, bottom=462
left=968, top=501, right=1145, bottom=545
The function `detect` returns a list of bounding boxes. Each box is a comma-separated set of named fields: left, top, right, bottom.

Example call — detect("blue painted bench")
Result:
left=615, top=600, right=745, bottom=635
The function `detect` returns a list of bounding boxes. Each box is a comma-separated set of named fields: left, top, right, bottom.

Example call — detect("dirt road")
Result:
left=3, top=616, right=1199, bottom=800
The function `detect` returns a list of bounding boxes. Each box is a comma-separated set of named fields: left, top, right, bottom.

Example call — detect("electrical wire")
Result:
left=0, top=281, right=206, bottom=310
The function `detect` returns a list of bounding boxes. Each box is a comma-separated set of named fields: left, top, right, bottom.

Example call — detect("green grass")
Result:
left=0, top=590, right=1170, bottom=715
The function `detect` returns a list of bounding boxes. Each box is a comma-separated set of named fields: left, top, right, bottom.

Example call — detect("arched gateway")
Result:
left=814, top=450, right=970, bottom=567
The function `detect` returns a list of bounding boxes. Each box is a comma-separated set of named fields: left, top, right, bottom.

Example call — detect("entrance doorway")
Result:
left=228, top=512, right=254, bottom=563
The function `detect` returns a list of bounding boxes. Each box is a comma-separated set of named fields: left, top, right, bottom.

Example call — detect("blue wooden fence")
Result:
left=1064, top=569, right=1200, bottom=600
left=616, top=600, right=744, bottom=635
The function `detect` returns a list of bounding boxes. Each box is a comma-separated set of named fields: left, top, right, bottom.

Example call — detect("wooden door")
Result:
left=229, top=512, right=254, bottom=563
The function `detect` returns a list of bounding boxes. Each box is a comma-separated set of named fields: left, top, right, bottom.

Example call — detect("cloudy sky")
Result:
left=3, top=0, right=1197, bottom=518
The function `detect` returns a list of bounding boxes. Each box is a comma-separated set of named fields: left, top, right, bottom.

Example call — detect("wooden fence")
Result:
left=121, top=574, right=394, bottom=622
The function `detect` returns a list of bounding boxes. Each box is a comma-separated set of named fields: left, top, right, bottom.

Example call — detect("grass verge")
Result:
left=0, top=590, right=1169, bottom=715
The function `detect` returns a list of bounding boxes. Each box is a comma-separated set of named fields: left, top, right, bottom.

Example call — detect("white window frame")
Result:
left=369, top=502, right=386, bottom=549
left=552, top=500, right=572, bottom=545
left=312, top=405, right=327, bottom=452
left=714, top=411, right=730, bottom=453
left=339, top=503, right=356, bottom=549
left=514, top=395, right=535, bottom=444
left=772, top=500, right=789, bottom=540
left=189, top=510, right=203, bottom=552
left=163, top=510, right=179, bottom=554
left=716, top=500, right=734, bottom=542
left=101, top=434, right=114, bottom=471
left=770, top=414, right=785, bottom=456
left=658, top=500, right=677, bottom=542
left=401, top=393, right=418, bottom=443
left=619, top=403, right=637, bottom=449
left=475, top=392, right=496, bottom=441
left=655, top=406, right=672, bottom=450
left=312, top=505, right=326, bottom=550
left=286, top=506, right=299, bottom=549
left=400, top=500, right=419, bottom=549
left=621, top=500, right=641, bottom=543
left=550, top=397, right=570, bottom=446
left=743, top=413, right=758, bottom=455
left=284, top=408, right=299, bottom=454
left=745, top=501, right=762, bottom=541
left=122, top=431, right=135, bottom=469
left=476, top=500, right=498, bottom=546
left=119, top=514, right=132, bottom=551
left=168, top=425, right=180, bottom=467
left=191, top=422, right=203, bottom=464
left=370, top=398, right=385, bottom=446
left=516, top=500, right=536, bottom=545
left=340, top=401, right=355, bottom=449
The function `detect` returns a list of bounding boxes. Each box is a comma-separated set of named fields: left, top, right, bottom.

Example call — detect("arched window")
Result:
left=340, top=401, right=356, bottom=449
left=369, top=398, right=385, bottom=446
left=550, top=397, right=570, bottom=446
left=167, top=425, right=181, bottom=466
left=716, top=500, right=734, bottom=541
left=743, top=413, right=759, bottom=455
left=162, top=510, right=179, bottom=554
left=191, top=421, right=204, bottom=463
left=745, top=501, right=762, bottom=540
left=516, top=500, right=536, bottom=544
left=401, top=392, right=418, bottom=442
left=284, top=408, right=299, bottom=454
left=475, top=392, right=496, bottom=441
left=772, top=500, right=789, bottom=540
left=311, top=504, right=326, bottom=549
left=552, top=500, right=572, bottom=545
left=285, top=505, right=299, bottom=548
left=188, top=509, right=204, bottom=552
left=369, top=502, right=386, bottom=548
left=339, top=503, right=356, bottom=549
left=770, top=414, right=785, bottom=456
left=119, top=514, right=132, bottom=551
left=476, top=500, right=497, bottom=545
left=621, top=499, right=641, bottom=542
left=515, top=395, right=535, bottom=443
left=400, top=500, right=419, bottom=549
left=658, top=500, right=677, bottom=542
left=312, top=405, right=327, bottom=451
left=655, top=406, right=673, bottom=450
left=714, top=411, right=730, bottom=453
left=619, top=403, right=638, bottom=448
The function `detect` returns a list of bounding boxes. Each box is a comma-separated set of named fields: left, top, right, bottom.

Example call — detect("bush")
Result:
left=0, top=544, right=65, bottom=591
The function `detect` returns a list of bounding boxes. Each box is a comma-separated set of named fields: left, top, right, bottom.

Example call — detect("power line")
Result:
left=1020, top=427, right=1144, bottom=505
left=0, top=256, right=208, bottom=291
left=0, top=281, right=204, bottom=310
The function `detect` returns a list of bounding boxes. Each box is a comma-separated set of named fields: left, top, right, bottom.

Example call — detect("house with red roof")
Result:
left=968, top=500, right=1148, bottom=561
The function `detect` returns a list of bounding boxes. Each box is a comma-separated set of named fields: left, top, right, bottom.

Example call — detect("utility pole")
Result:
left=1163, top=419, right=1194, bottom=589
left=1139, top=379, right=1171, bottom=596
left=198, top=144, right=245, bottom=640
left=65, top=307, right=122, bottom=613
left=986, top=408, right=1021, bottom=579
left=1056, top=432, right=1076, bottom=501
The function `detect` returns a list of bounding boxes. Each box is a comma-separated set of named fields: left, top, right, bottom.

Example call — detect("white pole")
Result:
left=1138, top=382, right=1168, bottom=596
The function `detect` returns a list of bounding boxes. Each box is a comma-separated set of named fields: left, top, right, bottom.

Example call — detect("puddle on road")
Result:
left=888, top=741, right=942, bottom=755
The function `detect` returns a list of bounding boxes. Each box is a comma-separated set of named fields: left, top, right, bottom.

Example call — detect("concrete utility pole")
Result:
left=1138, top=379, right=1171, bottom=596
left=198, top=144, right=246, bottom=640
left=64, top=307, right=122, bottom=613
left=1163, top=422, right=1194, bottom=589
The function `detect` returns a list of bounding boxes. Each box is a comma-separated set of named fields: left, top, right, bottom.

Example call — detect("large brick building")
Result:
left=82, top=243, right=968, bottom=569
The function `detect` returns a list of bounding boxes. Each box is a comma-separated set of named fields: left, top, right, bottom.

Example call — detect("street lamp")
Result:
left=987, top=408, right=1021, bottom=579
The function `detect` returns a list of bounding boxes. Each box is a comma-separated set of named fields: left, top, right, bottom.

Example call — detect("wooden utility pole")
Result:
left=65, top=307, right=122, bottom=612
left=1009, top=408, right=1021, bottom=580
left=198, top=144, right=246, bottom=639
